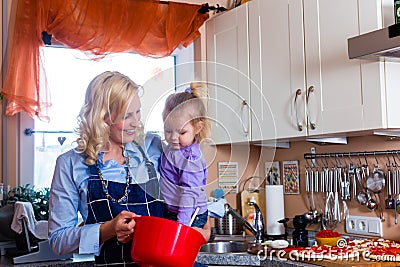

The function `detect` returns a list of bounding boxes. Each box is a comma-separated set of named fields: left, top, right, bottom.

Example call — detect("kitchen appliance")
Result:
left=131, top=216, right=206, bottom=267
left=348, top=23, right=400, bottom=60
left=292, top=215, right=308, bottom=247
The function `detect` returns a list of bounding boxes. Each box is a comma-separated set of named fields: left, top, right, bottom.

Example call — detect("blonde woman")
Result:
left=48, top=71, right=210, bottom=266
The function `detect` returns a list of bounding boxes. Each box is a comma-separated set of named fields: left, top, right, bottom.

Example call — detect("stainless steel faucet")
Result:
left=224, top=202, right=264, bottom=244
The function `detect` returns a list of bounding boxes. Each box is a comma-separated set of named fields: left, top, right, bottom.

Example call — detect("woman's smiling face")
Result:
left=108, top=93, right=141, bottom=146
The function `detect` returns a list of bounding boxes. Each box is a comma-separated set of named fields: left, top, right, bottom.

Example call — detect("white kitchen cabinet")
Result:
left=302, top=0, right=400, bottom=133
left=206, top=0, right=400, bottom=144
left=298, top=0, right=366, bottom=136
left=248, top=0, right=305, bottom=142
left=206, top=4, right=251, bottom=145
left=250, top=0, right=376, bottom=140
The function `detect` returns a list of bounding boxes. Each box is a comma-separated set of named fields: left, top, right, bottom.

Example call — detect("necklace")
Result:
left=96, top=156, right=132, bottom=204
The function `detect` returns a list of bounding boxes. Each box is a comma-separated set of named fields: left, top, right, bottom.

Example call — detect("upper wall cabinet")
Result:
left=249, top=0, right=305, bottom=142
left=206, top=4, right=251, bottom=144
left=290, top=0, right=366, bottom=137
left=206, top=0, right=400, bottom=145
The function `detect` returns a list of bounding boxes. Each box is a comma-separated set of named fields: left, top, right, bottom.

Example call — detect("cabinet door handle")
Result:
left=293, top=89, right=303, bottom=131
left=306, top=86, right=316, bottom=130
left=240, top=100, right=249, bottom=137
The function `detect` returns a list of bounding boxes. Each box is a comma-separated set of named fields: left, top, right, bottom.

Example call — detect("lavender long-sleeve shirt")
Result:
left=160, top=141, right=208, bottom=225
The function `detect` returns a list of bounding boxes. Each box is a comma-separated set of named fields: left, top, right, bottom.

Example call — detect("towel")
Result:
left=207, top=198, right=227, bottom=218
left=10, top=202, right=48, bottom=240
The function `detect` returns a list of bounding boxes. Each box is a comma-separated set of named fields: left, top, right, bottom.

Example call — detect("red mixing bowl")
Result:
left=131, top=216, right=207, bottom=267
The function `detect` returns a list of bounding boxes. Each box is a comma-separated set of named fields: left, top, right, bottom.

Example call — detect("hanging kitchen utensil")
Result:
left=355, top=166, right=377, bottom=211
left=334, top=167, right=343, bottom=222
left=348, top=163, right=356, bottom=200
left=385, top=163, right=395, bottom=209
left=365, top=191, right=378, bottom=211
left=366, top=158, right=386, bottom=221
left=304, top=167, right=317, bottom=223
left=323, top=170, right=337, bottom=230
left=366, top=166, right=386, bottom=193
left=340, top=167, right=351, bottom=201
left=391, top=153, right=400, bottom=224
left=355, top=167, right=366, bottom=206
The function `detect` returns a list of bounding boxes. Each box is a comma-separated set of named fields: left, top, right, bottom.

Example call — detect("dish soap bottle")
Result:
left=244, top=196, right=257, bottom=235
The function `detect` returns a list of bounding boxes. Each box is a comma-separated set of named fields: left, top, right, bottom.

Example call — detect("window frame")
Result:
left=3, top=43, right=196, bottom=190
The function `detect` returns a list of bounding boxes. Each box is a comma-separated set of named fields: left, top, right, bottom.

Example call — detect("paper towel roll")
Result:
left=265, top=185, right=285, bottom=236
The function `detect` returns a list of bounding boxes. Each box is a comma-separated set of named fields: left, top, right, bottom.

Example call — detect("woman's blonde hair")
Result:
left=162, top=82, right=211, bottom=142
left=75, top=71, right=144, bottom=165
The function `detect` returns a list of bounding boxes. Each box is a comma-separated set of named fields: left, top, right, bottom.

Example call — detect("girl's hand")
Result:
left=100, top=210, right=140, bottom=244
left=192, top=216, right=211, bottom=241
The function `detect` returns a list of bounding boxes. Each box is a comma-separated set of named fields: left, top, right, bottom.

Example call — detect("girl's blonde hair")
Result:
left=162, top=82, right=211, bottom=142
left=75, top=71, right=144, bottom=165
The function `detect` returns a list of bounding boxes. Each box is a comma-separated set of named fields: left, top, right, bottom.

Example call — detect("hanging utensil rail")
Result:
left=304, top=150, right=400, bottom=159
left=304, top=149, right=400, bottom=225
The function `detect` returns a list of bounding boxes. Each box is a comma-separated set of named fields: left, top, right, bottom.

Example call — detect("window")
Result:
left=19, top=46, right=192, bottom=189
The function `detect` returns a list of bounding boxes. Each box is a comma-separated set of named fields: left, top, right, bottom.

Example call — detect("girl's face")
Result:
left=163, top=111, right=203, bottom=150
left=108, top=94, right=141, bottom=146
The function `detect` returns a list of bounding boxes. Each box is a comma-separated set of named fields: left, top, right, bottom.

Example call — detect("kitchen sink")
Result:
left=199, top=241, right=250, bottom=253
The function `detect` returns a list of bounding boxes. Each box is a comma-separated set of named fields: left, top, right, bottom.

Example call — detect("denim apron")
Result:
left=86, top=144, right=164, bottom=266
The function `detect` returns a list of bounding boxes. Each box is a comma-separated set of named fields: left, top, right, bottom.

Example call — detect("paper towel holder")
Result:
left=266, top=218, right=288, bottom=241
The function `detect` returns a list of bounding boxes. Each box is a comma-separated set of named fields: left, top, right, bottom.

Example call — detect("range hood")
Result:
left=348, top=23, right=400, bottom=60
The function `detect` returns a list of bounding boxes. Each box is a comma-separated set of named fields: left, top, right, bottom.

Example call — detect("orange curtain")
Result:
left=1, top=0, right=209, bottom=120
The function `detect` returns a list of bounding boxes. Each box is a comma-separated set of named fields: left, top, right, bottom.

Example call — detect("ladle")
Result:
left=365, top=191, right=378, bottom=211
left=355, top=167, right=377, bottom=211
left=356, top=189, right=377, bottom=211
left=366, top=164, right=386, bottom=221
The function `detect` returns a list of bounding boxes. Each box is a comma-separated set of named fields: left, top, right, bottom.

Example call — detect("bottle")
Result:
left=395, top=0, right=400, bottom=24
left=244, top=196, right=257, bottom=235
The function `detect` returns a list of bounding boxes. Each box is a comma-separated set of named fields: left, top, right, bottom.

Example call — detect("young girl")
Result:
left=160, top=83, right=211, bottom=227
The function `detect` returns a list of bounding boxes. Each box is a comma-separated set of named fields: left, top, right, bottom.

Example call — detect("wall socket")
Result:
left=345, top=215, right=383, bottom=237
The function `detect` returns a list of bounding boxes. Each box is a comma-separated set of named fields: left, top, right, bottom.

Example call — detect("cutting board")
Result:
left=240, top=189, right=266, bottom=216
left=240, top=189, right=265, bottom=235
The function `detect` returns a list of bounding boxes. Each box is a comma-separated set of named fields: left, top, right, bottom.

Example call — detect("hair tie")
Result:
left=185, top=88, right=192, bottom=94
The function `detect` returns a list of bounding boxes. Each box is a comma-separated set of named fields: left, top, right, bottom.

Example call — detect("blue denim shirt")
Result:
left=48, top=133, right=162, bottom=256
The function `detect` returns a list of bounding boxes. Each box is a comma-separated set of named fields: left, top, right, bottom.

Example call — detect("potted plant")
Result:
left=6, top=184, right=50, bottom=221
left=0, top=184, right=50, bottom=251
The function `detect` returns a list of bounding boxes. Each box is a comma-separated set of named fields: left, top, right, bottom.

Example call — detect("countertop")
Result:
left=3, top=251, right=393, bottom=267
left=0, top=253, right=322, bottom=267
left=197, top=252, right=320, bottom=267
left=0, top=251, right=322, bottom=267
left=0, top=254, right=95, bottom=267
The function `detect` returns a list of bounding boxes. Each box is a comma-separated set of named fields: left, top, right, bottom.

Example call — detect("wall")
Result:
left=0, top=0, right=230, bottom=188
left=3, top=0, right=399, bottom=241
left=205, top=135, right=400, bottom=240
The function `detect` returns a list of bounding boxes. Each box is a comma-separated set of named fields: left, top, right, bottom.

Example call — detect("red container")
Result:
left=131, top=216, right=207, bottom=267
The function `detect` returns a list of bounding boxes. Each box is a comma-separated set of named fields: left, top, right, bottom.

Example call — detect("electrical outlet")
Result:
left=345, top=215, right=382, bottom=237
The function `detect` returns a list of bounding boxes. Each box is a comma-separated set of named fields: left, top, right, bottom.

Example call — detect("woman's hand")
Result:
left=100, top=210, right=140, bottom=244
left=192, top=216, right=211, bottom=241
